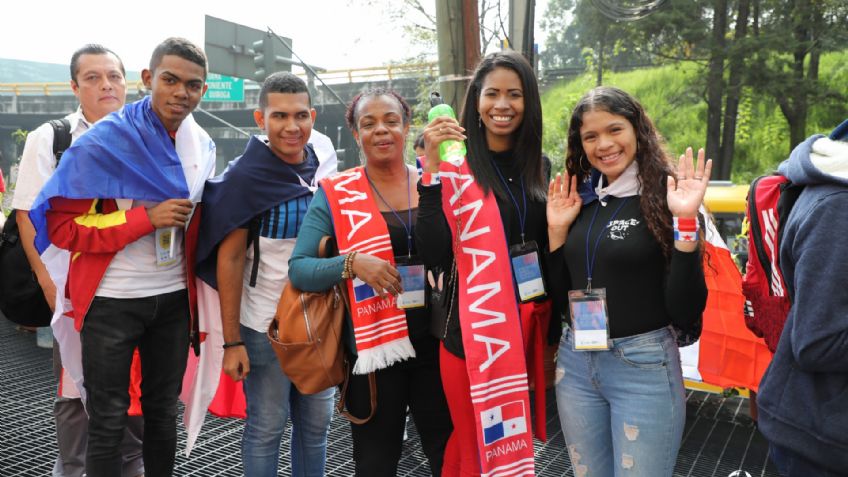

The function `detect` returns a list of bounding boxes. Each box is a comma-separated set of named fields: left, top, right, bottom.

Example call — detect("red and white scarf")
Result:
left=438, top=159, right=535, bottom=476
left=321, top=167, right=416, bottom=374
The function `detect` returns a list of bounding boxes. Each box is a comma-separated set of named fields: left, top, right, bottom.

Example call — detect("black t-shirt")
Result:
left=547, top=196, right=707, bottom=338
left=382, top=208, right=430, bottom=340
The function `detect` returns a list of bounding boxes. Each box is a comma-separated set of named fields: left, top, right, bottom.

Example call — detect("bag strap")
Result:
left=317, top=235, right=376, bottom=424
left=49, top=118, right=72, bottom=166
left=336, top=362, right=377, bottom=425
left=246, top=214, right=262, bottom=287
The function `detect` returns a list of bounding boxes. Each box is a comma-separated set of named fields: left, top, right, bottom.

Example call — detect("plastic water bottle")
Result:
left=427, top=92, right=466, bottom=163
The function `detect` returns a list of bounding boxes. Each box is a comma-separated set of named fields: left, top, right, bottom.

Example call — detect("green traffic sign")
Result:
left=203, top=73, right=244, bottom=102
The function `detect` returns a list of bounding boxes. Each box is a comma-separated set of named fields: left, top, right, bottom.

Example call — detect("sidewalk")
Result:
left=0, top=317, right=778, bottom=476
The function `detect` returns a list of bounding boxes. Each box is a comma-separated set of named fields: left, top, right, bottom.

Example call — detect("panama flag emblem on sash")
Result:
left=482, top=401, right=528, bottom=445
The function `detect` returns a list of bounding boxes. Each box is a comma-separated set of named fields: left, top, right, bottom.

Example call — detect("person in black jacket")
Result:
left=546, top=86, right=709, bottom=477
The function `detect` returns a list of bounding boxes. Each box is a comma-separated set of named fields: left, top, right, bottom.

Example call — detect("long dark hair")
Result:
left=565, top=86, right=675, bottom=259
left=460, top=50, right=545, bottom=201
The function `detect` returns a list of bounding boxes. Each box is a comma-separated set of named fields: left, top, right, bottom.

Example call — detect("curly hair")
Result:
left=345, top=88, right=412, bottom=132
left=565, top=86, right=675, bottom=260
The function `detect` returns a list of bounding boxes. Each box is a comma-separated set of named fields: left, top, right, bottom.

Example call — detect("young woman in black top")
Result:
left=417, top=50, right=552, bottom=476
left=546, top=86, right=710, bottom=476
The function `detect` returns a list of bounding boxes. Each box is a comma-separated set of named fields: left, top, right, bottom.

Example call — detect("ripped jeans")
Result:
left=555, top=325, right=685, bottom=477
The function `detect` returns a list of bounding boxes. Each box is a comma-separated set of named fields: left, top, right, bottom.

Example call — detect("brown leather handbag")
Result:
left=267, top=236, right=346, bottom=395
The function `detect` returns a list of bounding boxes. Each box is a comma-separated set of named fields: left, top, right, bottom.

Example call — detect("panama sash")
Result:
left=322, top=167, right=416, bottom=374
left=439, top=159, right=535, bottom=476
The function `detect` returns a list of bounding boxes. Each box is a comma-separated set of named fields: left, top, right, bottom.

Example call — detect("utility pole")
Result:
left=509, top=0, right=536, bottom=66
left=435, top=0, right=480, bottom=114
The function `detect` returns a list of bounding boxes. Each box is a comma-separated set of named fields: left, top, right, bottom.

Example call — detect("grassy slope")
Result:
left=541, top=50, right=848, bottom=183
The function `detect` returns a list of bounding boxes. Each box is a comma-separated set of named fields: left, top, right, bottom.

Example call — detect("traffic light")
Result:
left=253, top=37, right=274, bottom=81
left=252, top=36, right=294, bottom=82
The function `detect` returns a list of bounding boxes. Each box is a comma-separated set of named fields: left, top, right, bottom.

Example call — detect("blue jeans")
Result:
left=555, top=325, right=686, bottom=477
left=240, top=325, right=334, bottom=477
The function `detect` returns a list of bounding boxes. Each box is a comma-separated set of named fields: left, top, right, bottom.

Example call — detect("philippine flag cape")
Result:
left=181, top=131, right=337, bottom=455
left=28, top=94, right=215, bottom=409
left=438, top=158, right=535, bottom=477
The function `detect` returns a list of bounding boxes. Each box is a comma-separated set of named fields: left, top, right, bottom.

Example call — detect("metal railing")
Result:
left=0, top=62, right=439, bottom=96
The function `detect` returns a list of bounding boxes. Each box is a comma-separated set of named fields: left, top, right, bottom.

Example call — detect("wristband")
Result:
left=422, top=171, right=441, bottom=186
left=222, top=341, right=245, bottom=349
left=673, top=216, right=699, bottom=242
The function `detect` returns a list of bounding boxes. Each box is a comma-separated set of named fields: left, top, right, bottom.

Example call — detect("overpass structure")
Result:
left=0, top=63, right=438, bottom=177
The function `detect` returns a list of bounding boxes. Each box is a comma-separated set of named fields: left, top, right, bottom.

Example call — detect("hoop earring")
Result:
left=478, top=115, right=482, bottom=129
left=579, top=155, right=591, bottom=174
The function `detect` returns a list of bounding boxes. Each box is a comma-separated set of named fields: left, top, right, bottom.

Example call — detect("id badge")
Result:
left=568, top=288, right=610, bottom=351
left=509, top=241, right=546, bottom=303
left=155, top=227, right=178, bottom=267
left=396, top=256, right=426, bottom=309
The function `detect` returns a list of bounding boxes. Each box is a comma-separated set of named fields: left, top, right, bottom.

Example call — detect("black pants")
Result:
left=346, top=334, right=453, bottom=477
left=81, top=289, right=190, bottom=477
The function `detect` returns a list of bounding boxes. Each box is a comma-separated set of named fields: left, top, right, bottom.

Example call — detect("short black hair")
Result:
left=149, top=37, right=207, bottom=77
left=259, top=72, right=311, bottom=110
left=70, top=44, right=125, bottom=83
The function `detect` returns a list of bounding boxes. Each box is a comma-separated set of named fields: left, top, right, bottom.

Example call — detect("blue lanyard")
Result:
left=365, top=167, right=413, bottom=257
left=492, top=163, right=528, bottom=245
left=584, top=197, right=629, bottom=291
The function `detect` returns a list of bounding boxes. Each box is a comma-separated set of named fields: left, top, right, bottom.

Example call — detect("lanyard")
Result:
left=492, top=162, right=528, bottom=245
left=584, top=197, right=629, bottom=291
left=365, top=166, right=414, bottom=257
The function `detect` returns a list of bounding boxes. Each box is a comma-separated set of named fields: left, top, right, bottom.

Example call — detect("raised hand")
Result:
left=421, top=116, right=466, bottom=173
left=667, top=147, right=712, bottom=218
left=547, top=171, right=583, bottom=251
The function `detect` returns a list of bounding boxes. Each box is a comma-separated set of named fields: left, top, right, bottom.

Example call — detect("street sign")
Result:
left=202, top=73, right=244, bottom=102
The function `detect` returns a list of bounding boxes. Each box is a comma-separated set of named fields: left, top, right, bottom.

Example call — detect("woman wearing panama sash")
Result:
left=288, top=89, right=452, bottom=476
left=417, top=50, right=553, bottom=476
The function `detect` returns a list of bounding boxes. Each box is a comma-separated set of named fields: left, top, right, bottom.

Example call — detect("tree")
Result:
left=749, top=0, right=848, bottom=150
left=355, top=0, right=509, bottom=61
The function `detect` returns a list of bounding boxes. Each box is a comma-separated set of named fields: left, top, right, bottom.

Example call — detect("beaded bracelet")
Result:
left=673, top=217, right=699, bottom=242
left=342, top=251, right=358, bottom=279
left=222, top=340, right=245, bottom=350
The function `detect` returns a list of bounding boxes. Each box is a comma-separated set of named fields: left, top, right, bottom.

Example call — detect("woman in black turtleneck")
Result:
left=415, top=50, right=552, bottom=476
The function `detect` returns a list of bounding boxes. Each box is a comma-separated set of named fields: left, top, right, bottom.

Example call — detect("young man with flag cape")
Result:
left=189, top=72, right=338, bottom=475
left=28, top=38, right=216, bottom=477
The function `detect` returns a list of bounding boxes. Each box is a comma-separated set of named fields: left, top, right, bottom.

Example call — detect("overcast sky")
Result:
left=1, top=0, right=549, bottom=73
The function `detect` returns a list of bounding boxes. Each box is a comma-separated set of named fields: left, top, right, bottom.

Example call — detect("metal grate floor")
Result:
left=0, top=317, right=779, bottom=476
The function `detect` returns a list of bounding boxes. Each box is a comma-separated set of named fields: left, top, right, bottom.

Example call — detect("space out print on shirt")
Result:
left=607, top=218, right=640, bottom=240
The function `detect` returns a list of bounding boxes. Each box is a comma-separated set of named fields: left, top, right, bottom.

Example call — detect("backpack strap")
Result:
left=245, top=214, right=262, bottom=287
left=49, top=118, right=72, bottom=166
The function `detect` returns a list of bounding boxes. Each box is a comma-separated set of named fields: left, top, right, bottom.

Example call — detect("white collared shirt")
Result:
left=12, top=108, right=92, bottom=211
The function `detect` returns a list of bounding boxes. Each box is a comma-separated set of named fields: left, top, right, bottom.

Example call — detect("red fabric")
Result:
left=320, top=167, right=415, bottom=372
left=438, top=160, right=536, bottom=476
left=519, top=300, right=551, bottom=442
left=207, top=372, right=247, bottom=419
left=441, top=344, right=482, bottom=477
